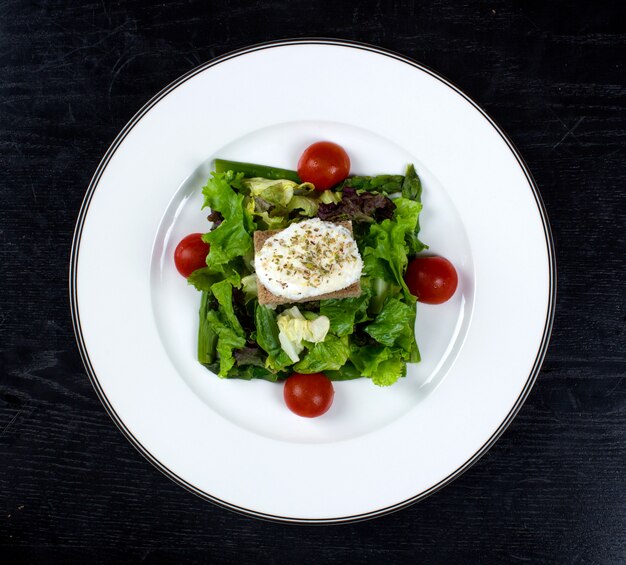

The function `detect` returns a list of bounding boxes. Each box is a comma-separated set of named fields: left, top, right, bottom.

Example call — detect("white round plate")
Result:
left=71, top=39, right=555, bottom=523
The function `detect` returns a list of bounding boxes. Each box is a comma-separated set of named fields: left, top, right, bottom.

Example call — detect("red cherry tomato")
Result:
left=297, top=141, right=350, bottom=191
left=283, top=372, right=335, bottom=418
left=405, top=256, right=458, bottom=304
left=174, top=233, right=210, bottom=278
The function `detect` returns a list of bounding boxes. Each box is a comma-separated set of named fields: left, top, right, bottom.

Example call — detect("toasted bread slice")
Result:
left=254, top=221, right=362, bottom=306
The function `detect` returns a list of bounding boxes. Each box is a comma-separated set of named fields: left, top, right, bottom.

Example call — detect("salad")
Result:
left=174, top=142, right=458, bottom=417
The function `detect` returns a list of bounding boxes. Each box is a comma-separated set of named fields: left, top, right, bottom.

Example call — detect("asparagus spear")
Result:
left=339, top=164, right=423, bottom=200
left=401, top=164, right=422, bottom=201
left=214, top=159, right=301, bottom=183
left=197, top=290, right=218, bottom=366
left=339, top=174, right=404, bottom=193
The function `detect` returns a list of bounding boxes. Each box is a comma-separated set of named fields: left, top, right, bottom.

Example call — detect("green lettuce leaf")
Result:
left=231, top=364, right=282, bottom=382
left=349, top=344, right=407, bottom=387
left=246, top=198, right=290, bottom=230
left=363, top=219, right=412, bottom=301
left=242, top=178, right=296, bottom=206
left=365, top=297, right=414, bottom=347
left=399, top=165, right=427, bottom=255
left=293, top=335, right=350, bottom=373
left=320, top=285, right=371, bottom=337
left=393, top=197, right=427, bottom=256
left=189, top=268, right=222, bottom=293
left=287, top=194, right=318, bottom=217
left=242, top=177, right=337, bottom=229
left=208, top=320, right=246, bottom=377
left=365, top=297, right=419, bottom=362
left=187, top=264, right=242, bottom=291
left=205, top=280, right=246, bottom=377
left=367, top=277, right=401, bottom=316
left=242, top=178, right=321, bottom=228
left=211, top=280, right=244, bottom=332
left=254, top=304, right=293, bottom=373
left=324, top=361, right=363, bottom=381
left=362, top=187, right=429, bottom=303
left=202, top=170, right=245, bottom=217
left=201, top=171, right=254, bottom=273
left=240, top=274, right=258, bottom=302
left=369, top=353, right=406, bottom=387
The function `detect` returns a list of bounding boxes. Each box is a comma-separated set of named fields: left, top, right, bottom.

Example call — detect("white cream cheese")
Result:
left=255, top=218, right=363, bottom=300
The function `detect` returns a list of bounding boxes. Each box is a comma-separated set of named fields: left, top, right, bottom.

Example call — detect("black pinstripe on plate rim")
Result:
left=69, top=38, right=557, bottom=524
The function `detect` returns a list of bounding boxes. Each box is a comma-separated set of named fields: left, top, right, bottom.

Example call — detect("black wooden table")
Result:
left=2, top=1, right=624, bottom=563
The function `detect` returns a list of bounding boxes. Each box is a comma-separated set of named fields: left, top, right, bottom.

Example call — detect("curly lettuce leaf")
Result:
left=293, top=335, right=350, bottom=373
left=242, top=178, right=323, bottom=229
left=187, top=263, right=242, bottom=291
left=201, top=171, right=254, bottom=272
left=349, top=344, right=407, bottom=387
left=369, top=353, right=406, bottom=387
left=231, top=364, right=282, bottom=382
left=324, top=361, right=363, bottom=381
left=240, top=274, right=258, bottom=302
left=365, top=298, right=414, bottom=346
left=320, top=285, right=371, bottom=337
left=245, top=197, right=289, bottom=230
left=208, top=319, right=246, bottom=377
left=188, top=268, right=222, bottom=292
left=287, top=194, right=318, bottom=217
left=212, top=280, right=243, bottom=331
left=363, top=219, right=413, bottom=302
left=242, top=178, right=296, bottom=206
left=398, top=165, right=427, bottom=255
left=393, top=197, right=427, bottom=256
left=204, top=280, right=246, bottom=377
left=202, top=170, right=245, bottom=216
left=365, top=297, right=419, bottom=362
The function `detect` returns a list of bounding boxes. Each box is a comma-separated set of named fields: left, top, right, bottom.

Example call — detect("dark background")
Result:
left=1, top=1, right=625, bottom=563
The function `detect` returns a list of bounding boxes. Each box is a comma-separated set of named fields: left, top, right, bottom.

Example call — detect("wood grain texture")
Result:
left=1, top=0, right=625, bottom=563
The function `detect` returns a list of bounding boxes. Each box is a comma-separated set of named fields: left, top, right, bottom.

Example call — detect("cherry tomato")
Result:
left=174, top=233, right=210, bottom=278
left=283, top=372, right=334, bottom=418
left=405, top=256, right=458, bottom=304
left=297, top=141, right=350, bottom=191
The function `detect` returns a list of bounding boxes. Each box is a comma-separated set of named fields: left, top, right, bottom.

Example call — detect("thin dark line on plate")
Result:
left=69, top=38, right=556, bottom=525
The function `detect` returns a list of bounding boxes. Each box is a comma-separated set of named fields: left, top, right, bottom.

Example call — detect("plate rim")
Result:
left=69, top=37, right=557, bottom=524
